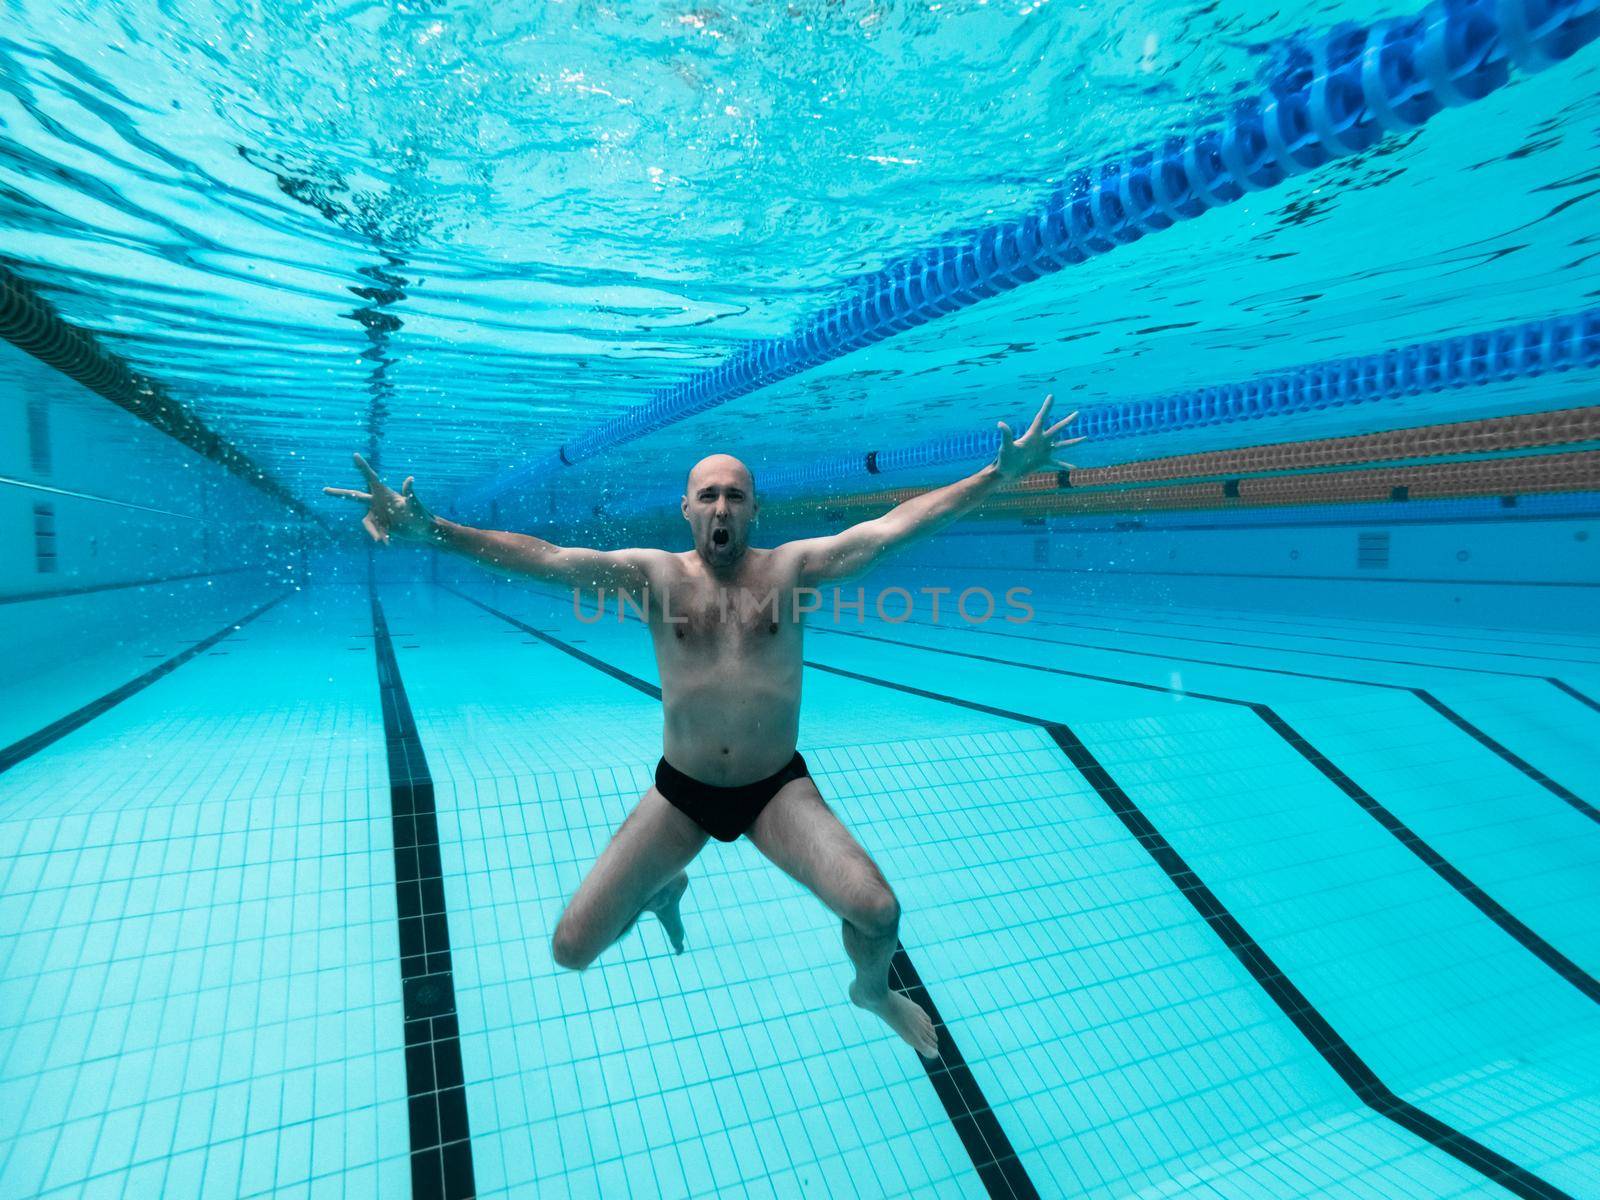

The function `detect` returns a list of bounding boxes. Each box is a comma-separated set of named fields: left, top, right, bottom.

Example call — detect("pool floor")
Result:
left=2, top=574, right=1598, bottom=1199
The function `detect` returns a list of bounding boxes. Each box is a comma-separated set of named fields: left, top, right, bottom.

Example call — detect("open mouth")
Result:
left=711, top=528, right=730, bottom=547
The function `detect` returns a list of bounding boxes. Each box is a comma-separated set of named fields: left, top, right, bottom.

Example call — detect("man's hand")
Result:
left=994, top=394, right=1083, bottom=481
left=323, top=453, right=438, bottom=544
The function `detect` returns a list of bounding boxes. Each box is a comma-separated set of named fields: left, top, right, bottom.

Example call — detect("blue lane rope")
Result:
left=757, top=307, right=1600, bottom=493
left=455, top=0, right=1600, bottom=513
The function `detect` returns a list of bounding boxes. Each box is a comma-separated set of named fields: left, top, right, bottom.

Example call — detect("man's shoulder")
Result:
left=747, top=542, right=806, bottom=574
left=618, top=547, right=679, bottom=567
left=758, top=540, right=809, bottom=565
left=635, top=548, right=697, bottom=583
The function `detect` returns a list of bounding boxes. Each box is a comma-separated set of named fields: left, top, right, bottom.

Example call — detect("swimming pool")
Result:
left=3, top=2, right=1600, bottom=1198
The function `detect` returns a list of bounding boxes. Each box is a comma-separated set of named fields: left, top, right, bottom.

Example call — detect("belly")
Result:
left=660, top=667, right=801, bottom=785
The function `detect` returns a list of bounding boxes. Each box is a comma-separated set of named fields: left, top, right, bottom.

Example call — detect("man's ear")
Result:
left=680, top=495, right=689, bottom=521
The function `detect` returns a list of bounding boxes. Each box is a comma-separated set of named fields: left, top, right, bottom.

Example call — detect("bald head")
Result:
left=682, top=453, right=757, bottom=566
left=685, top=454, right=755, bottom=497
left=681, top=457, right=755, bottom=499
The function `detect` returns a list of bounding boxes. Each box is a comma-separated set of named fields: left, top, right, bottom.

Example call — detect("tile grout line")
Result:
left=481, top=569, right=1600, bottom=796
left=926, top=581, right=1600, bottom=682
left=919, top=562, right=1600, bottom=589
left=802, top=658, right=1572, bottom=1200
left=0, top=591, right=289, bottom=776
left=847, top=610, right=1598, bottom=820
left=369, top=585, right=478, bottom=1200
left=1549, top=679, right=1600, bottom=713
left=460, top=581, right=1600, bottom=1002
left=0, top=565, right=261, bottom=605
left=817, top=626, right=1600, bottom=999
left=882, top=561, right=1600, bottom=662
left=439, top=582, right=1040, bottom=1200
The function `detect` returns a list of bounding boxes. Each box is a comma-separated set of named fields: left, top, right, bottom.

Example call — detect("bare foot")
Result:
left=850, top=981, right=939, bottom=1059
left=646, top=872, right=689, bottom=954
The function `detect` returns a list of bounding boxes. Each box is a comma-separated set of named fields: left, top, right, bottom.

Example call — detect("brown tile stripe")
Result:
left=770, top=448, right=1600, bottom=520
left=0, top=262, right=309, bottom=517
left=1019, top=405, right=1600, bottom=491
left=988, top=450, right=1600, bottom=517
left=764, top=408, right=1600, bottom=520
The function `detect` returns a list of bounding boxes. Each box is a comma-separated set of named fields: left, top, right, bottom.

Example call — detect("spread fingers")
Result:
left=1044, top=411, right=1079, bottom=438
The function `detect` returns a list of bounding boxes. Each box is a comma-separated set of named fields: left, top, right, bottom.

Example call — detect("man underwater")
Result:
left=325, top=395, right=1080, bottom=1057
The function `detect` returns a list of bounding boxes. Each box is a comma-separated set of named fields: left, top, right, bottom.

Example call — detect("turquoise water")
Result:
left=4, top=559, right=1599, bottom=1197
left=4, top=2, right=1599, bottom=504
left=4, top=1, right=1600, bottom=1198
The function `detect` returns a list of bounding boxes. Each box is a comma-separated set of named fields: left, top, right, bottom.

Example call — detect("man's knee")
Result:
left=845, top=883, right=900, bottom=939
left=551, top=920, right=597, bottom=972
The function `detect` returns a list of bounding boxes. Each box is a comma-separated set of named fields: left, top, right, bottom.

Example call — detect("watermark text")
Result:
left=572, top=585, right=1034, bottom=626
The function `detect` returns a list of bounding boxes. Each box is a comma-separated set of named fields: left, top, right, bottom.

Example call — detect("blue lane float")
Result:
left=756, top=307, right=1600, bottom=493
left=586, top=305, right=1593, bottom=506
left=454, top=0, right=1600, bottom=514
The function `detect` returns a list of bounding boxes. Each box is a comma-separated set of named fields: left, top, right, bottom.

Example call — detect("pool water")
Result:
left=3, top=0, right=1600, bottom=1198
left=3, top=555, right=1598, bottom=1198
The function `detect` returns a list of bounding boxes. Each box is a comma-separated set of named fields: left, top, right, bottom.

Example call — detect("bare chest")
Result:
left=650, top=580, right=801, bottom=651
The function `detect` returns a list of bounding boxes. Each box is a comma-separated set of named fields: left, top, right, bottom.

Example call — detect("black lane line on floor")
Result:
left=1023, top=602, right=1600, bottom=684
left=1408, top=692, right=1597, bottom=821
left=0, top=566, right=258, bottom=605
left=889, top=562, right=1600, bottom=664
left=884, top=945, right=1039, bottom=1200
left=1027, top=603, right=1600, bottom=673
left=369, top=592, right=477, bottom=1200
left=839, top=621, right=1600, bottom=833
left=1550, top=679, right=1600, bottom=714
left=871, top=612, right=1598, bottom=821
left=443, top=586, right=1040, bottom=1200
left=951, top=562, right=1600, bottom=588
left=0, top=592, right=287, bottom=777
left=493, top=576, right=1600, bottom=818
left=819, top=627, right=1600, bottom=1004
left=1251, top=705, right=1600, bottom=1005
left=804, top=659, right=1572, bottom=1200
left=896, top=559, right=1600, bottom=654
left=503, top=568, right=1600, bottom=687
left=891, top=564, right=1600, bottom=695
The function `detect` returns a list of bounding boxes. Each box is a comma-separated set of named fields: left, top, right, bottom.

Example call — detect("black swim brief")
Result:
left=655, top=751, right=810, bottom=842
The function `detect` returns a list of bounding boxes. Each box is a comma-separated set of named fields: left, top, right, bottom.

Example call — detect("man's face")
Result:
left=682, top=456, right=756, bottom=568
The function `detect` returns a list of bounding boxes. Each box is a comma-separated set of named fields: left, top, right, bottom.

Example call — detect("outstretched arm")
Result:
left=786, top=395, right=1080, bottom=586
left=324, top=454, right=657, bottom=591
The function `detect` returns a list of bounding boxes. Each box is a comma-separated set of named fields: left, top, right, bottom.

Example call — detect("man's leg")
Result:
left=551, top=786, right=709, bottom=971
left=746, top=776, right=939, bottom=1059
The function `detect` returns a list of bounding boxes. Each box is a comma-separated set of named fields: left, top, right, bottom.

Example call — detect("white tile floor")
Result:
left=2, top=576, right=1597, bottom=1198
